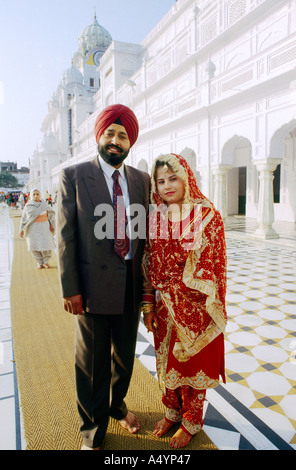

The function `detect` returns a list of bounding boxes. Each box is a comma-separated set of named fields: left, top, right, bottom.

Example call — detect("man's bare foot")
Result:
left=153, top=418, right=175, bottom=438
left=119, top=411, right=140, bottom=434
left=170, top=428, right=192, bottom=448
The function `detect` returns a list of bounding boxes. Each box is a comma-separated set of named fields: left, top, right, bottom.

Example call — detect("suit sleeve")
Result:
left=57, top=168, right=81, bottom=298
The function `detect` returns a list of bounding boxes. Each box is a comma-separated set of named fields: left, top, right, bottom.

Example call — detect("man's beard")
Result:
left=98, top=143, right=130, bottom=166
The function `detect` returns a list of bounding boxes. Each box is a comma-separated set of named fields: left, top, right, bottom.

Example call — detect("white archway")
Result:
left=221, top=136, right=253, bottom=217
left=269, top=119, right=296, bottom=159
left=137, top=158, right=148, bottom=173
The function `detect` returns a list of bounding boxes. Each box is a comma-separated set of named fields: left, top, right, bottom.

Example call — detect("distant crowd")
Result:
left=0, top=190, right=57, bottom=209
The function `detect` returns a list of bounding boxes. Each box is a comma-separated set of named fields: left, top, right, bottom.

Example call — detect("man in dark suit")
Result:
left=57, top=104, right=150, bottom=449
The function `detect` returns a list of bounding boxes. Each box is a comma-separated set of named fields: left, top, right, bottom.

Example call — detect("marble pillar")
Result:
left=253, top=158, right=281, bottom=239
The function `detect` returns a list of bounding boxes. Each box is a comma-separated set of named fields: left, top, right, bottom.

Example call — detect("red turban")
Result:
left=94, top=104, right=139, bottom=147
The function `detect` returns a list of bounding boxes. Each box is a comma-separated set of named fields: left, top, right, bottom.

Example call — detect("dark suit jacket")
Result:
left=57, top=157, right=150, bottom=315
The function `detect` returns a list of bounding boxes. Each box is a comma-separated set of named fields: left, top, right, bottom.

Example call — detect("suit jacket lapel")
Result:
left=83, top=158, right=116, bottom=250
left=83, top=157, right=112, bottom=209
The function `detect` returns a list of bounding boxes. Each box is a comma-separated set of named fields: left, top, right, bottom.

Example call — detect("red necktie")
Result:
left=112, top=170, right=130, bottom=258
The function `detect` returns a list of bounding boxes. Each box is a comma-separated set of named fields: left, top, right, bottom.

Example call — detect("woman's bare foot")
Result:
left=170, top=428, right=192, bottom=448
left=119, top=411, right=140, bottom=434
left=153, top=418, right=175, bottom=438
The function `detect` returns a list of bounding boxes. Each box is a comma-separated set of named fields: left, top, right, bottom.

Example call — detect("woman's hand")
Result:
left=143, top=311, right=159, bottom=333
left=63, top=294, right=83, bottom=315
left=20, top=231, right=24, bottom=238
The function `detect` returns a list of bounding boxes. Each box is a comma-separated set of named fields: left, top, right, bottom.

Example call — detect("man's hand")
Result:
left=63, top=294, right=83, bottom=315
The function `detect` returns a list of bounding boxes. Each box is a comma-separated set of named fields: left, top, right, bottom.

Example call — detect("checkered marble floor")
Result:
left=136, top=232, right=296, bottom=450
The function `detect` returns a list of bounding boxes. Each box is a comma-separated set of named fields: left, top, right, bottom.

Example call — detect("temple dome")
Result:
left=78, top=13, right=112, bottom=56
left=40, top=132, right=59, bottom=152
left=62, top=64, right=84, bottom=86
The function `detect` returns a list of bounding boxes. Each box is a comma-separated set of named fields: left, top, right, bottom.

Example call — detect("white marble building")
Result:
left=29, top=0, right=296, bottom=238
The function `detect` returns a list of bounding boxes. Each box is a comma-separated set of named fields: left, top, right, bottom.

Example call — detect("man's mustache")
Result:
left=106, top=144, right=122, bottom=152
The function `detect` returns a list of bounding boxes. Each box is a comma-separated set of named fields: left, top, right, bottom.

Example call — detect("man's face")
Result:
left=98, top=123, right=130, bottom=168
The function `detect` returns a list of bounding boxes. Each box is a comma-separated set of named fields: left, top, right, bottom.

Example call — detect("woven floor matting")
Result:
left=10, top=212, right=217, bottom=450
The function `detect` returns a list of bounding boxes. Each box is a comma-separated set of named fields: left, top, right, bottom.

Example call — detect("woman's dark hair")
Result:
left=153, top=160, right=173, bottom=182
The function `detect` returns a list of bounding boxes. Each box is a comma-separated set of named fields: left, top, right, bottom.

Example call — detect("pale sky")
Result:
left=0, top=0, right=176, bottom=168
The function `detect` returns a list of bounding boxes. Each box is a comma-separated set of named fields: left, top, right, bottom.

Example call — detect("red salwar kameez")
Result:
left=142, top=154, right=227, bottom=437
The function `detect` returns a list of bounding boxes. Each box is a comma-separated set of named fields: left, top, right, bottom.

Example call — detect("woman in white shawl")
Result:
left=20, top=188, right=55, bottom=269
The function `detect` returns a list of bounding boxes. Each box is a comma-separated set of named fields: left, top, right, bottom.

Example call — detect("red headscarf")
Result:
left=94, top=104, right=139, bottom=147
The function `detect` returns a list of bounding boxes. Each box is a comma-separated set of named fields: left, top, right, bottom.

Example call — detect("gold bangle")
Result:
left=142, top=306, right=154, bottom=314
left=141, top=303, right=154, bottom=315
left=141, top=302, right=154, bottom=307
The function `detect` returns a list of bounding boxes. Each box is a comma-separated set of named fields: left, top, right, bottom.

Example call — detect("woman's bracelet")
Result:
left=142, top=292, right=155, bottom=303
left=141, top=302, right=155, bottom=315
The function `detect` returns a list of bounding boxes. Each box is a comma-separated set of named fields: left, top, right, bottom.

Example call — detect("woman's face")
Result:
left=155, top=167, right=185, bottom=208
left=31, top=191, right=41, bottom=202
